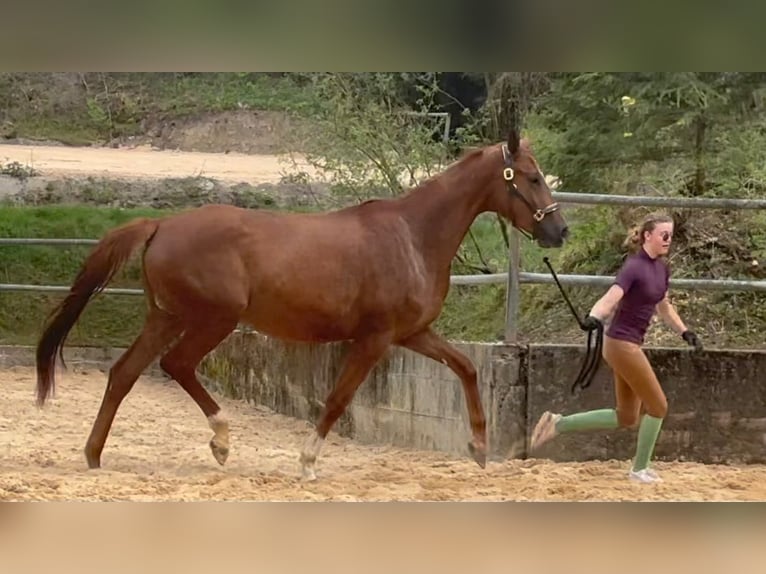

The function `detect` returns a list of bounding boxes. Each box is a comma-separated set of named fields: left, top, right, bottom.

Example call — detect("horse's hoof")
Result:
left=468, top=441, right=487, bottom=469
left=300, top=453, right=318, bottom=481
left=210, top=438, right=229, bottom=466
left=84, top=447, right=101, bottom=470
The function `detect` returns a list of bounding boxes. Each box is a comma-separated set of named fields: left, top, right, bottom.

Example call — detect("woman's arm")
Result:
left=588, top=284, right=625, bottom=322
left=656, top=292, right=703, bottom=349
left=586, top=258, right=638, bottom=323
left=655, top=292, right=688, bottom=335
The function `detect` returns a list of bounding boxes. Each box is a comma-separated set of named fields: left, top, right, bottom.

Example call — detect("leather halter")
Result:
left=501, top=144, right=559, bottom=236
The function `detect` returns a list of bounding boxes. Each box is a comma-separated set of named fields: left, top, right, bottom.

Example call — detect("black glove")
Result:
left=581, top=315, right=602, bottom=332
left=682, top=330, right=703, bottom=351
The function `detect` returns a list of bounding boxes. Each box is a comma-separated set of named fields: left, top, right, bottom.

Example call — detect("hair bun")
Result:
left=623, top=225, right=642, bottom=251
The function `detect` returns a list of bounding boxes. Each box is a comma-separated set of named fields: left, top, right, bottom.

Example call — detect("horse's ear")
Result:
left=507, top=128, right=520, bottom=156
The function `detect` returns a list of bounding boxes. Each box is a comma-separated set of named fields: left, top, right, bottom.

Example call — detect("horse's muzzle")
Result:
left=537, top=224, right=569, bottom=248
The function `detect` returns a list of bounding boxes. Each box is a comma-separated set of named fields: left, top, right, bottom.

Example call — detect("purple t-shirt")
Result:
left=606, top=248, right=669, bottom=345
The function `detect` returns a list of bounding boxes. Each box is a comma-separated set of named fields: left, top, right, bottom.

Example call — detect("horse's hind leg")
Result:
left=85, top=309, right=182, bottom=469
left=301, top=332, right=392, bottom=481
left=159, top=316, right=238, bottom=466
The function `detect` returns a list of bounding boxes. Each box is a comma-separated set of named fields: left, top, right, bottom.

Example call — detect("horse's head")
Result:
left=486, top=130, right=569, bottom=248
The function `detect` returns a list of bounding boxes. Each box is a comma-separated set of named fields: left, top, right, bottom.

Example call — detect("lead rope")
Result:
left=568, top=325, right=603, bottom=393
left=542, top=257, right=604, bottom=394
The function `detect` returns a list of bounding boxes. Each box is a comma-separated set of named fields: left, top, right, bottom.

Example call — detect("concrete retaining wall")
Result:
left=0, top=344, right=164, bottom=374
left=201, top=333, right=766, bottom=465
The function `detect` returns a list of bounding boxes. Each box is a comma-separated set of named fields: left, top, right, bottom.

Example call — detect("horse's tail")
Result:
left=35, top=217, right=161, bottom=407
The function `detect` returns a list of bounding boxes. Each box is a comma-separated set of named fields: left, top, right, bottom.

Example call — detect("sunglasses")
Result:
left=660, top=231, right=672, bottom=242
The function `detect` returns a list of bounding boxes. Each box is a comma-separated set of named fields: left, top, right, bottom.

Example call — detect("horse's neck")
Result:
left=399, top=154, right=494, bottom=270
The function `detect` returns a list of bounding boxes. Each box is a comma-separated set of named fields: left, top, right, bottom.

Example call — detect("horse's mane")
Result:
left=454, top=146, right=485, bottom=161
left=429, top=145, right=489, bottom=183
left=340, top=144, right=495, bottom=213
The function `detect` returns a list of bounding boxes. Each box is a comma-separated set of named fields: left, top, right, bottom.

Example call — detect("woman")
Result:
left=529, top=213, right=703, bottom=483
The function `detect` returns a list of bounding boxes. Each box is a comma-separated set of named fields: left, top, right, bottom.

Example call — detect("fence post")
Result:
left=504, top=228, right=520, bottom=343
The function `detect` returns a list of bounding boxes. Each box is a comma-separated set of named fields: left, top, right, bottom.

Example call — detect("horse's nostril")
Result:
left=561, top=226, right=570, bottom=239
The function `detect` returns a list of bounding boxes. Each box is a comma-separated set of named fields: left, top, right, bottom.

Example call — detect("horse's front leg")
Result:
left=397, top=327, right=488, bottom=468
left=300, top=332, right=393, bottom=481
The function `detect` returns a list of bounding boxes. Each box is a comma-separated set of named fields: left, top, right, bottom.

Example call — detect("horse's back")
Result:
left=141, top=201, right=440, bottom=339
left=141, top=203, right=363, bottom=299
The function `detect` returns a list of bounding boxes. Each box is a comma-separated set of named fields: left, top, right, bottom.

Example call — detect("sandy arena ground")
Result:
left=0, top=365, right=764, bottom=501
left=0, top=143, right=321, bottom=185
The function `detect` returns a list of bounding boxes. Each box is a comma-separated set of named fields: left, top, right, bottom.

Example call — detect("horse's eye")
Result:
left=530, top=176, right=540, bottom=185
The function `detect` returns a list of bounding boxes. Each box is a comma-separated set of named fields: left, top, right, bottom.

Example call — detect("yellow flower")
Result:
left=621, top=96, right=636, bottom=107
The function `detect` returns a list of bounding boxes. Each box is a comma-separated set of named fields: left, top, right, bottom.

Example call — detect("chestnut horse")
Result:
left=35, top=130, right=568, bottom=480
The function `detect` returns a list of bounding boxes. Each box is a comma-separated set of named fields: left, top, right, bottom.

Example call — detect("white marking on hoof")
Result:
left=208, top=412, right=230, bottom=465
left=302, top=465, right=317, bottom=482
left=208, top=412, right=230, bottom=439
left=300, top=433, right=324, bottom=481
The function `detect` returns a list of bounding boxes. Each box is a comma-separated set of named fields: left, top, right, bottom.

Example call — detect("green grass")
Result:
left=10, top=115, right=105, bottom=146
left=148, top=73, right=319, bottom=117
left=0, top=205, right=178, bottom=346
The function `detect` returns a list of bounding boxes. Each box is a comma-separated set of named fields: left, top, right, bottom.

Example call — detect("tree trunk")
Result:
left=691, top=113, right=707, bottom=196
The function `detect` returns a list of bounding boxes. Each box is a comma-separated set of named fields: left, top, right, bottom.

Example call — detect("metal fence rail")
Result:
left=0, top=238, right=99, bottom=246
left=450, top=272, right=766, bottom=291
left=0, top=283, right=143, bottom=295
left=0, top=237, right=139, bottom=294
left=551, top=190, right=766, bottom=210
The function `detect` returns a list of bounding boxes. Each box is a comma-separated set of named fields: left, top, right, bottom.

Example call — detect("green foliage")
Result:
left=0, top=161, right=38, bottom=180
left=531, top=72, right=766, bottom=275
left=435, top=284, right=507, bottom=342
left=536, top=73, right=766, bottom=196
left=282, top=73, right=450, bottom=201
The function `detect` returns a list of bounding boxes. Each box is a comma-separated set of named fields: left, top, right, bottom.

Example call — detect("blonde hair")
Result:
left=623, top=212, right=674, bottom=253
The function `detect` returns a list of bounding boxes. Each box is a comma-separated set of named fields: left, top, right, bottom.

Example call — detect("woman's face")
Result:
left=645, top=221, right=674, bottom=256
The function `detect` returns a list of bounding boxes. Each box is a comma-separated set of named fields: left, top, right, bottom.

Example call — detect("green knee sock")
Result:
left=632, top=414, right=664, bottom=472
left=555, top=408, right=619, bottom=434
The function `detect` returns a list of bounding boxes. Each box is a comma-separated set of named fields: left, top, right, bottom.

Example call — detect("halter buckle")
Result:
left=503, top=167, right=514, bottom=181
